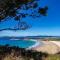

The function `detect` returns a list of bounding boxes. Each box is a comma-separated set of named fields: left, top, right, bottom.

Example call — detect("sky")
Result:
left=0, top=0, right=60, bottom=37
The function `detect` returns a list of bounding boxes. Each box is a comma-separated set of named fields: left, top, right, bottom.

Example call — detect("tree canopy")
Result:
left=0, top=0, right=48, bottom=30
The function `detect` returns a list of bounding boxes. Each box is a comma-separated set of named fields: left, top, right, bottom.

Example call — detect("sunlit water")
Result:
left=0, top=38, right=43, bottom=48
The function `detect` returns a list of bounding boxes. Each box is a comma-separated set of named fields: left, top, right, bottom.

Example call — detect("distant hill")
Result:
left=0, top=36, right=60, bottom=40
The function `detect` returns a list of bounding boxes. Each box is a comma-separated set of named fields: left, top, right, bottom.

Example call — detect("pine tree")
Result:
left=0, top=0, right=48, bottom=30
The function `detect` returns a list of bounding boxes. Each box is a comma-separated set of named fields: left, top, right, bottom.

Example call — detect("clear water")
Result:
left=0, top=39, right=36, bottom=48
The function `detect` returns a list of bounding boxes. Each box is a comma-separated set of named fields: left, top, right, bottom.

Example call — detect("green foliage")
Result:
left=47, top=54, right=60, bottom=60
left=0, top=0, right=48, bottom=20
left=47, top=38, right=60, bottom=41
left=0, top=0, right=48, bottom=30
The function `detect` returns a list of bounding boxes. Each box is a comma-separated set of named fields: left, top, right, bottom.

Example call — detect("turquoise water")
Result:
left=0, top=39, right=36, bottom=48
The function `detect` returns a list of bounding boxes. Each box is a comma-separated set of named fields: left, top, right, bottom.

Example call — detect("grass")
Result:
left=43, top=38, right=60, bottom=41
left=47, top=54, right=60, bottom=60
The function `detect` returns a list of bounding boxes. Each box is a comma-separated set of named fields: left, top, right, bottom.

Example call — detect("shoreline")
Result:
left=26, top=39, right=40, bottom=50
left=31, top=41, right=60, bottom=54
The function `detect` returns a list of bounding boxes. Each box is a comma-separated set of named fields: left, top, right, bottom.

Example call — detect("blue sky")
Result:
left=0, top=0, right=60, bottom=36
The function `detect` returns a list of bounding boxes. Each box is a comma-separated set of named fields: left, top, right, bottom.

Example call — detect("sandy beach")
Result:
left=31, top=40, right=60, bottom=54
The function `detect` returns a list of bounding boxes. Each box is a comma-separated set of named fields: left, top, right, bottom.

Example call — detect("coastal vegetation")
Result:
left=0, top=45, right=60, bottom=60
left=0, top=45, right=48, bottom=60
left=46, top=38, right=60, bottom=41
left=47, top=54, right=60, bottom=60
